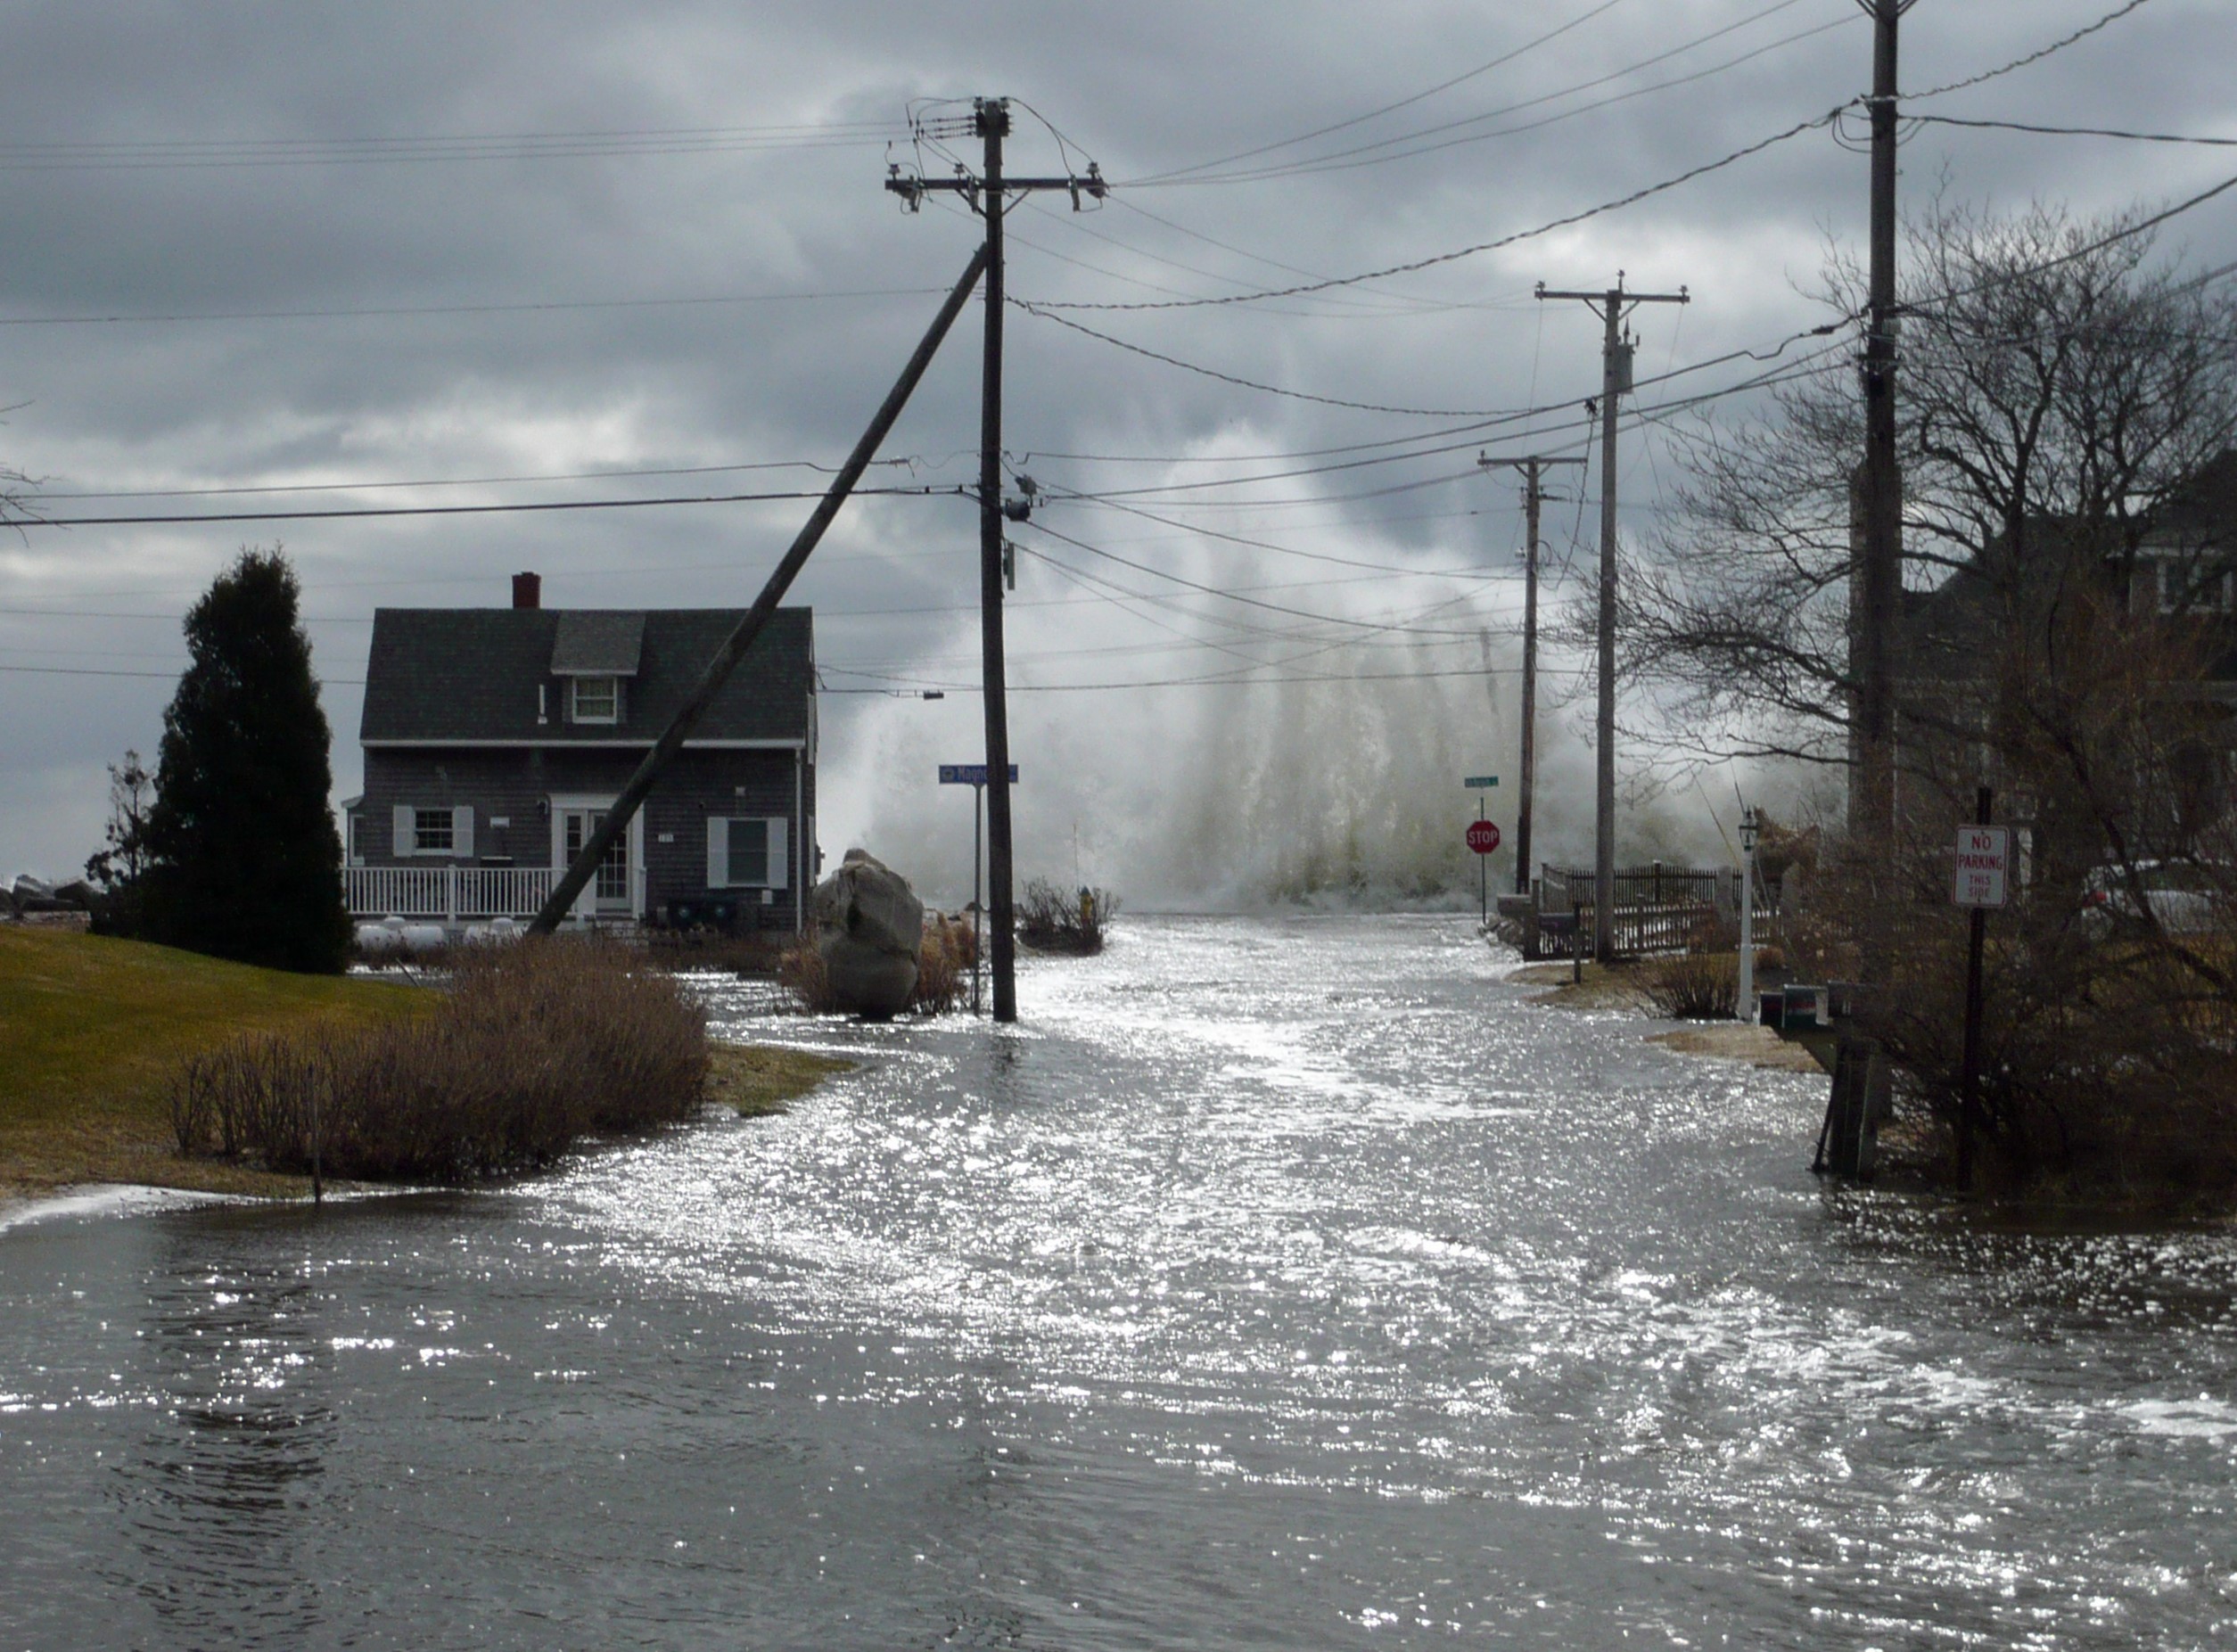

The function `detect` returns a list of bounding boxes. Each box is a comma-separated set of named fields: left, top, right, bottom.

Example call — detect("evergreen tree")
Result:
left=139, top=548, right=351, bottom=972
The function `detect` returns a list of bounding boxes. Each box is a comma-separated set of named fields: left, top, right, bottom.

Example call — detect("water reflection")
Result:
left=119, top=1212, right=333, bottom=1647
left=1, top=915, right=2234, bottom=1648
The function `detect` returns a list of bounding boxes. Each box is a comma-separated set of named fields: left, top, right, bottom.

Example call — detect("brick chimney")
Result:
left=512, top=571, right=541, bottom=610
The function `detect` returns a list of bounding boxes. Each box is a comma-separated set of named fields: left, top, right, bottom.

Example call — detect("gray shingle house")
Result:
left=341, top=573, right=817, bottom=931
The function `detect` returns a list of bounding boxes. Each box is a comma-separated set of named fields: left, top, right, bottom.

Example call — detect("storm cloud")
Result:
left=2, top=1, right=2227, bottom=902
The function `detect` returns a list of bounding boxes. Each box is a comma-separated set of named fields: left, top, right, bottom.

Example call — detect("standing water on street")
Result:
left=5, top=914, right=2237, bottom=1648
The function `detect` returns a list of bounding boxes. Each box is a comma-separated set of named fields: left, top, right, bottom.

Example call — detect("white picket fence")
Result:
left=345, top=865, right=558, bottom=920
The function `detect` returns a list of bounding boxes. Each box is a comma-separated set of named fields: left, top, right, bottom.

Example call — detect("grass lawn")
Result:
left=704, top=1042, right=853, bottom=1117
left=0, top=926, right=431, bottom=1199
left=0, top=927, right=855, bottom=1204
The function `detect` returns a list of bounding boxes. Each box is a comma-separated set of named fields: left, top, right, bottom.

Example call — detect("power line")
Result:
left=1152, top=6, right=1855, bottom=190
left=1021, top=519, right=1487, bottom=638
left=0, top=119, right=902, bottom=173
left=1015, top=300, right=1520, bottom=416
left=34, top=456, right=925, bottom=503
left=0, top=662, right=363, bottom=685
left=1134, top=0, right=1637, bottom=185
left=0, top=285, right=950, bottom=328
left=1024, top=107, right=1846, bottom=312
left=1907, top=0, right=2157, bottom=102
left=1909, top=113, right=2237, bottom=149
left=1895, top=168, right=2237, bottom=319
left=0, top=483, right=952, bottom=529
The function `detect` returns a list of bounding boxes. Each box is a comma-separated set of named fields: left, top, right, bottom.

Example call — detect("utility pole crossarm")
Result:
left=895, top=176, right=1106, bottom=194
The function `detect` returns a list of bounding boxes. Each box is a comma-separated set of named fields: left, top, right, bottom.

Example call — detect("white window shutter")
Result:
left=453, top=805, right=474, bottom=859
left=707, top=818, right=728, bottom=889
left=767, top=817, right=789, bottom=890
left=392, top=805, right=415, bottom=858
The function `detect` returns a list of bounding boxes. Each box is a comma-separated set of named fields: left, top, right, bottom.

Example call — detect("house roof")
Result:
left=551, top=611, right=645, bottom=676
left=360, top=607, right=812, bottom=744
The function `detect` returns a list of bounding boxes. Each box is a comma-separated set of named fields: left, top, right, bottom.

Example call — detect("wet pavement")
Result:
left=4, top=913, right=2236, bottom=1648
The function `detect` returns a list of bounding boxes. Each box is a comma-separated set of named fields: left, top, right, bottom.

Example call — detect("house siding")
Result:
left=350, top=745, right=816, bottom=931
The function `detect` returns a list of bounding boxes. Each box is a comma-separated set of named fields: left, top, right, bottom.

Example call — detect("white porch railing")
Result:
left=346, top=865, right=558, bottom=920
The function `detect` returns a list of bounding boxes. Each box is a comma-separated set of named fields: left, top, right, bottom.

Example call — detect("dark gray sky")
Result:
left=3, top=0, right=2228, bottom=901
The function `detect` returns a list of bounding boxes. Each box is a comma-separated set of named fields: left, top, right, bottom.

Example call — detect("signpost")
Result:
left=1461, top=775, right=1501, bottom=925
left=1952, top=789, right=2003, bottom=1188
left=1466, top=817, right=1501, bottom=925
left=940, top=764, right=1020, bottom=1015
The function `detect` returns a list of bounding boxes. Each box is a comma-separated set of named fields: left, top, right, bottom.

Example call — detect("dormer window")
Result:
left=572, top=675, right=620, bottom=724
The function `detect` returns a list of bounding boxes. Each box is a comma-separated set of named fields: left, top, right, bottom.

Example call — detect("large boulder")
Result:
left=811, top=850, right=923, bottom=1019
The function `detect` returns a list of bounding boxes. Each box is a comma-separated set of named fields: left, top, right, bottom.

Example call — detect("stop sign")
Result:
left=1466, top=818, right=1501, bottom=855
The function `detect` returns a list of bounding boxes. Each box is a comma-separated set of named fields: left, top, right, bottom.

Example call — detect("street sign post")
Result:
left=940, top=764, right=1021, bottom=1014
left=1463, top=778, right=1502, bottom=925
left=1953, top=793, right=2002, bottom=1188
left=1466, top=817, right=1501, bottom=926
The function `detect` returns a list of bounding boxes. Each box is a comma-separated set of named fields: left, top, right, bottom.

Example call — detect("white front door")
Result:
left=552, top=799, right=640, bottom=917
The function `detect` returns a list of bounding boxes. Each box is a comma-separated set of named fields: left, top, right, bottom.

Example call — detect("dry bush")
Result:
left=1638, top=949, right=1740, bottom=1020
left=1635, top=913, right=1748, bottom=1022
left=911, top=930, right=962, bottom=1015
left=165, top=940, right=708, bottom=1184
left=777, top=942, right=836, bottom=1013
left=1016, top=877, right=1118, bottom=954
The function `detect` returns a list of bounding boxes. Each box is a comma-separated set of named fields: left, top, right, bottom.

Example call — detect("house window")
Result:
left=572, top=676, right=619, bottom=724
left=414, top=808, right=454, bottom=853
left=707, top=816, right=789, bottom=890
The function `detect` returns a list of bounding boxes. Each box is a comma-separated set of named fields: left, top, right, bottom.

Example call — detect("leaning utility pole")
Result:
left=1480, top=453, right=1583, bottom=898
left=529, top=247, right=991, bottom=935
left=887, top=97, right=1105, bottom=1023
left=1853, top=0, right=1914, bottom=841
left=1535, top=276, right=1688, bottom=962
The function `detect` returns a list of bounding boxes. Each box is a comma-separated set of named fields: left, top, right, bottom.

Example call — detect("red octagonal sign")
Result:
left=1466, top=819, right=1501, bottom=855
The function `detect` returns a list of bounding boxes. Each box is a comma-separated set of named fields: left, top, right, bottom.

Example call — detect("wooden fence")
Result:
left=1534, top=862, right=1776, bottom=958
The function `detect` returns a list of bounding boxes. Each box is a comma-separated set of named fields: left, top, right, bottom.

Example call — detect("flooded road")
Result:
left=5, top=914, right=2237, bottom=1648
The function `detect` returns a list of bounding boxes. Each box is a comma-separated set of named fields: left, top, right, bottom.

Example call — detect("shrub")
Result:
left=911, top=928, right=963, bottom=1014
left=164, top=940, right=707, bottom=1183
left=1016, top=878, right=1118, bottom=954
left=777, top=942, right=836, bottom=1013
left=1638, top=949, right=1740, bottom=1019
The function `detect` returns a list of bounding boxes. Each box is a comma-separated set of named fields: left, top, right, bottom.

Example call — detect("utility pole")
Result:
left=888, top=98, right=1105, bottom=1023
left=1535, top=276, right=1688, bottom=963
left=1853, top=0, right=1913, bottom=842
left=1480, top=453, right=1583, bottom=899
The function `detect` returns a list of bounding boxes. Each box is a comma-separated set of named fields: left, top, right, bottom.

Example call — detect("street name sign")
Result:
left=1953, top=826, right=2010, bottom=908
left=1463, top=776, right=1500, bottom=788
left=1467, top=819, right=1502, bottom=855
left=938, top=764, right=1019, bottom=785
